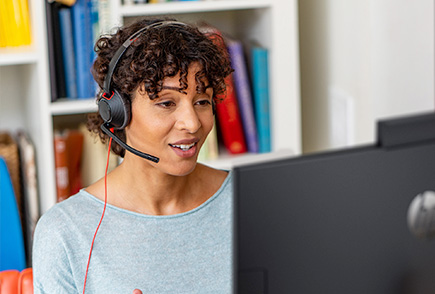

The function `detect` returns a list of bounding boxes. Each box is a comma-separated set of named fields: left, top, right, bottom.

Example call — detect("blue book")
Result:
left=227, top=38, right=259, bottom=153
left=251, top=45, right=271, bottom=153
left=0, top=158, right=26, bottom=271
left=71, top=0, right=94, bottom=99
left=59, top=7, right=78, bottom=99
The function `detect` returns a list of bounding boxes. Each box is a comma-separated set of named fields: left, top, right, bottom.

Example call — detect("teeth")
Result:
left=171, top=143, right=195, bottom=151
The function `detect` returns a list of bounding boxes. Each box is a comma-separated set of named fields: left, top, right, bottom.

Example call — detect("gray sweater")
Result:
left=33, top=171, right=233, bottom=294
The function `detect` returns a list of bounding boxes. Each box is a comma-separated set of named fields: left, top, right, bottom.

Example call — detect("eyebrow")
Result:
left=161, top=86, right=182, bottom=91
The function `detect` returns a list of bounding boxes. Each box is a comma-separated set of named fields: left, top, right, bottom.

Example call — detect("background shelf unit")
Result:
left=0, top=0, right=300, bottom=214
left=0, top=0, right=54, bottom=214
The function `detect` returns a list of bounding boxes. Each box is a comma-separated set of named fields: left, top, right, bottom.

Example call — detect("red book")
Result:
left=215, top=75, right=247, bottom=154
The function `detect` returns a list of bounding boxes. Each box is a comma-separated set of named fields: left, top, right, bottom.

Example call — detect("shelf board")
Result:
left=120, top=0, right=272, bottom=17
left=200, top=149, right=295, bottom=170
left=0, top=46, right=38, bottom=66
left=50, top=99, right=98, bottom=115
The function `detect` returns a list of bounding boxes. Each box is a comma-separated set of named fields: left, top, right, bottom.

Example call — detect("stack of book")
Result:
left=0, top=0, right=32, bottom=48
left=46, top=0, right=105, bottom=101
left=199, top=25, right=272, bottom=161
left=45, top=4, right=272, bottom=160
left=122, top=0, right=203, bottom=4
left=0, top=131, right=40, bottom=268
left=53, top=124, right=118, bottom=202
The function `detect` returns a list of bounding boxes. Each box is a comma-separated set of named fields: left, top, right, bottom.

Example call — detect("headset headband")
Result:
left=103, top=20, right=187, bottom=94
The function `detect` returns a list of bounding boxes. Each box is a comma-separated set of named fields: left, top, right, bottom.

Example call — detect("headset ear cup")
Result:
left=98, top=90, right=131, bottom=130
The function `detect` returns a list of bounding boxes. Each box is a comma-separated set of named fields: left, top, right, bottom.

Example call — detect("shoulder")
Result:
left=32, top=192, right=87, bottom=292
left=33, top=191, right=101, bottom=292
left=33, top=191, right=99, bottom=245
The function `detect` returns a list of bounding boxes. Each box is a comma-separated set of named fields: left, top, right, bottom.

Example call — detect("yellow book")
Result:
left=0, top=2, right=8, bottom=47
left=17, top=0, right=32, bottom=45
left=1, top=0, right=32, bottom=47
left=8, top=0, right=20, bottom=46
left=0, top=0, right=14, bottom=46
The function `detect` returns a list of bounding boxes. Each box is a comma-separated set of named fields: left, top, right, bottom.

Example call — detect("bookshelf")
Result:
left=0, top=0, right=300, bottom=214
left=0, top=0, right=55, bottom=214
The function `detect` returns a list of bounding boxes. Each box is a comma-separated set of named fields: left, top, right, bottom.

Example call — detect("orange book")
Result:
left=65, top=130, right=84, bottom=195
left=54, top=133, right=70, bottom=202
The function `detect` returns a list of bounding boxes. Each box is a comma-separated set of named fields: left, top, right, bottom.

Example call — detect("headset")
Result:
left=97, top=20, right=190, bottom=164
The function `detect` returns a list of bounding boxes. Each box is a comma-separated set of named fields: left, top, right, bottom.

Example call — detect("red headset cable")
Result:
left=82, top=135, right=113, bottom=294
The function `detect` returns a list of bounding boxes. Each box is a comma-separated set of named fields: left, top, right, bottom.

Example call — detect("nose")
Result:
left=175, top=104, right=202, bottom=133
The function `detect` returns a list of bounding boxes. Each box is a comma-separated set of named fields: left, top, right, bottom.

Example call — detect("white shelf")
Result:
left=120, top=0, right=272, bottom=16
left=0, top=46, right=38, bottom=66
left=50, top=99, right=98, bottom=116
left=200, top=149, right=295, bottom=170
left=2, top=0, right=301, bottom=214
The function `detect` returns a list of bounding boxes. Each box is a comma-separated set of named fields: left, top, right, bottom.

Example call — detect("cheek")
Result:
left=201, top=113, right=215, bottom=137
left=127, top=110, right=172, bottom=146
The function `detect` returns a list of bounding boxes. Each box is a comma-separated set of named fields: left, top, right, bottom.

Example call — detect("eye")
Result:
left=195, top=99, right=212, bottom=107
left=157, top=101, right=176, bottom=108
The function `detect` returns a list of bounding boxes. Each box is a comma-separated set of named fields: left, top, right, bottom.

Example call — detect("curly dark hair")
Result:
left=87, top=17, right=233, bottom=157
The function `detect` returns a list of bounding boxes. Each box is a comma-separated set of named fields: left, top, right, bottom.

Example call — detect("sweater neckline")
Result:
left=80, top=170, right=232, bottom=219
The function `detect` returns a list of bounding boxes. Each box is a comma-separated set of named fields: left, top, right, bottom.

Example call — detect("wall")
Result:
left=299, top=0, right=435, bottom=153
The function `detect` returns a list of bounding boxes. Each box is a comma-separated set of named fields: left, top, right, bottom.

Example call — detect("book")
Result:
left=54, top=132, right=70, bottom=202
left=0, top=0, right=31, bottom=47
left=198, top=118, right=219, bottom=162
left=226, top=37, right=259, bottom=153
left=16, top=131, right=40, bottom=266
left=215, top=75, right=247, bottom=154
left=71, top=0, right=95, bottom=99
left=0, top=157, right=27, bottom=271
left=46, top=1, right=67, bottom=101
left=0, top=132, right=22, bottom=218
left=17, top=0, right=31, bottom=45
left=65, top=130, right=84, bottom=195
left=199, top=24, right=247, bottom=155
left=250, top=44, right=271, bottom=153
left=79, top=123, right=118, bottom=187
left=59, top=6, right=78, bottom=99
left=97, top=0, right=111, bottom=35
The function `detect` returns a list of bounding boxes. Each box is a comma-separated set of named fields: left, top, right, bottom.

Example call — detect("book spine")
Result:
left=17, top=0, right=32, bottom=45
left=198, top=119, right=219, bottom=162
left=251, top=47, right=271, bottom=153
left=215, top=75, right=247, bottom=154
left=17, top=131, right=40, bottom=266
left=79, top=123, right=118, bottom=187
left=71, top=0, right=94, bottom=99
left=46, top=2, right=67, bottom=101
left=89, top=0, right=99, bottom=97
left=0, top=157, right=27, bottom=271
left=54, top=133, right=70, bottom=202
left=227, top=39, right=259, bottom=153
left=97, top=0, right=111, bottom=34
left=65, top=130, right=84, bottom=195
left=59, top=7, right=78, bottom=99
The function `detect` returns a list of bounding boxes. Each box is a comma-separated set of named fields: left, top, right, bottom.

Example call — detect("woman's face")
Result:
left=125, top=62, right=214, bottom=176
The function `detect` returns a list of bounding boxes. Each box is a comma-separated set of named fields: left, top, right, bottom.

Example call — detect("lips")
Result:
left=169, top=142, right=197, bottom=151
left=169, top=138, right=200, bottom=158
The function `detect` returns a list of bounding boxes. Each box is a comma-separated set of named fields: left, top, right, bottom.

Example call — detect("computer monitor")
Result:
left=234, top=112, right=435, bottom=294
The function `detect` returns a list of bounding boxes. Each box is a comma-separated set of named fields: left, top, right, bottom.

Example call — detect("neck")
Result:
left=107, top=156, right=205, bottom=215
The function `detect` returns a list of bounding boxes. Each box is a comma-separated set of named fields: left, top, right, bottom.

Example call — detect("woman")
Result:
left=33, top=18, right=234, bottom=293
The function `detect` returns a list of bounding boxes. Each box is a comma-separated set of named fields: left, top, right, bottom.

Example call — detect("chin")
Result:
left=164, top=160, right=198, bottom=177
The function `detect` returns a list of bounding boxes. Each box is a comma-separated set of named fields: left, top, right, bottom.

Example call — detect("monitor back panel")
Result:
left=235, top=141, right=435, bottom=294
